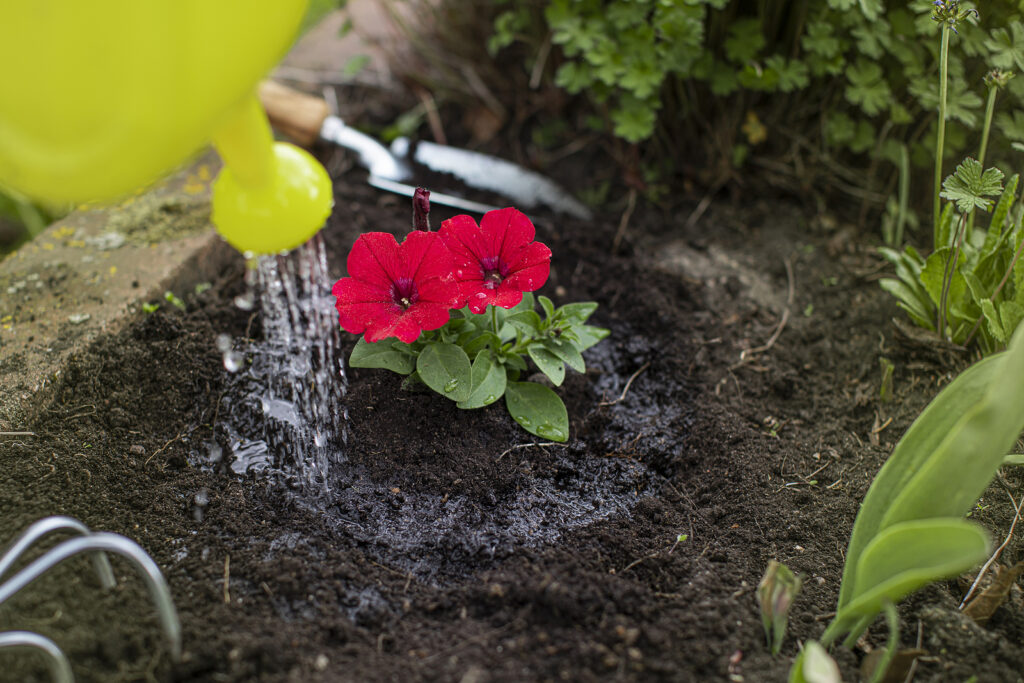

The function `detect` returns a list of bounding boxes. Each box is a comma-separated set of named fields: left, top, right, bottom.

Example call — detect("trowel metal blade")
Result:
left=390, top=138, right=593, bottom=221
left=368, top=176, right=500, bottom=215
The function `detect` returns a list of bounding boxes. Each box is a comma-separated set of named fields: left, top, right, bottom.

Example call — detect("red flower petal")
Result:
left=333, top=229, right=461, bottom=343
left=501, top=241, right=551, bottom=293
left=345, top=232, right=403, bottom=291
left=479, top=207, right=536, bottom=266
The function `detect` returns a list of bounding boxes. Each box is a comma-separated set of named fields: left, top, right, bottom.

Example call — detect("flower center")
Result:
left=480, top=256, right=505, bottom=290
left=390, top=278, right=418, bottom=310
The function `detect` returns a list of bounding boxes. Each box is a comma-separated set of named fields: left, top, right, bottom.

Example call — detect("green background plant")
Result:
left=484, top=0, right=1024, bottom=203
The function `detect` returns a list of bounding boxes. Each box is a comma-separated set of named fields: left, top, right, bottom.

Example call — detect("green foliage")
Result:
left=349, top=293, right=608, bottom=442
left=486, top=0, right=1024, bottom=177
left=790, top=325, right=1024, bottom=679
left=880, top=166, right=1024, bottom=352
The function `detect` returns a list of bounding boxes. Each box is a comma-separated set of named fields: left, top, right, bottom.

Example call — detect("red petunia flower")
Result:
left=332, top=231, right=459, bottom=343
left=438, top=207, right=551, bottom=314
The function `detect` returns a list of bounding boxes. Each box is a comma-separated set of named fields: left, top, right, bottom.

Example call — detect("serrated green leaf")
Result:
left=981, top=298, right=1006, bottom=342
left=458, top=351, right=507, bottom=409
left=941, top=158, right=1004, bottom=213
left=845, top=59, right=891, bottom=116
left=985, top=22, right=1024, bottom=71
left=349, top=337, right=416, bottom=375
left=417, top=342, right=472, bottom=402
left=504, top=381, right=569, bottom=442
left=724, top=18, right=764, bottom=63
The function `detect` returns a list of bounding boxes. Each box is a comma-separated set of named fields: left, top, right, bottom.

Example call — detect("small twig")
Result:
left=870, top=416, right=894, bottom=434
left=960, top=488, right=1023, bottom=609
left=496, top=442, right=564, bottom=461
left=732, top=257, right=795, bottom=369
left=413, top=86, right=446, bottom=146
left=611, top=188, right=638, bottom=253
left=613, top=551, right=661, bottom=575
left=529, top=34, right=552, bottom=89
left=223, top=555, right=231, bottom=604
left=599, top=362, right=651, bottom=407
left=145, top=429, right=186, bottom=466
left=0, top=432, right=35, bottom=437
left=901, top=620, right=923, bottom=683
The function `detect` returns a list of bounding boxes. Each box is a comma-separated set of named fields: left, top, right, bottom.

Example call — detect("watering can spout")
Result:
left=211, top=96, right=333, bottom=255
left=0, top=1, right=332, bottom=255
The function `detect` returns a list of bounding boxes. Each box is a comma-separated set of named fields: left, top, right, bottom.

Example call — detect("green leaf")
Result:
left=504, top=381, right=569, bottom=442
left=724, top=18, right=764, bottom=64
left=836, top=326, right=1024, bottom=621
left=538, top=295, right=556, bottom=319
left=573, top=324, right=610, bottom=351
left=349, top=337, right=416, bottom=375
left=506, top=310, right=543, bottom=337
left=999, top=301, right=1024, bottom=340
left=528, top=345, right=566, bottom=386
left=836, top=519, right=989, bottom=631
left=802, top=20, right=840, bottom=59
left=416, top=342, right=472, bottom=402
left=984, top=22, right=1024, bottom=71
left=560, top=301, right=599, bottom=323
left=844, top=59, right=891, bottom=116
left=940, top=158, right=1005, bottom=213
left=981, top=299, right=1006, bottom=343
left=457, top=351, right=507, bottom=409
left=545, top=339, right=585, bottom=373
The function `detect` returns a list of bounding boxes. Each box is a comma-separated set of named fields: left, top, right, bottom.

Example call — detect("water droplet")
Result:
left=475, top=292, right=487, bottom=300
left=223, top=350, right=244, bottom=372
left=537, top=423, right=565, bottom=440
left=517, top=416, right=532, bottom=426
left=443, top=379, right=460, bottom=393
left=484, top=395, right=497, bottom=404
left=234, top=291, right=256, bottom=311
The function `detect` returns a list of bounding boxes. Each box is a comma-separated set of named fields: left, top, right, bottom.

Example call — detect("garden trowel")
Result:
left=258, top=81, right=592, bottom=219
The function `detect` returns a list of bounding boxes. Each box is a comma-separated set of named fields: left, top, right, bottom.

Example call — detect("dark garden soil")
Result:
left=3, top=156, right=1024, bottom=683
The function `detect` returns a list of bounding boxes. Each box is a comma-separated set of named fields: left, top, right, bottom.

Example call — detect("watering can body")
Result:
left=0, top=1, right=333, bottom=254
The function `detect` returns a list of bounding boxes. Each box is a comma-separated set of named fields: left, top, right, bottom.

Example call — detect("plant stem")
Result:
left=934, top=24, right=951, bottom=248
left=969, top=85, right=999, bottom=236
left=938, top=211, right=968, bottom=340
left=490, top=304, right=498, bottom=335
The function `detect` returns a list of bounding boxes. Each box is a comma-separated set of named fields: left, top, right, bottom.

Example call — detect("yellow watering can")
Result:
left=0, top=1, right=332, bottom=255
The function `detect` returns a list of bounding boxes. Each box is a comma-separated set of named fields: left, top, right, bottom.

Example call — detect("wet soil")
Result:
left=2, top=168, right=1024, bottom=683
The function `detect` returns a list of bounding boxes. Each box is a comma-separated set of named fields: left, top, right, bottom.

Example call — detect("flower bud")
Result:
left=413, top=187, right=431, bottom=232
left=757, top=560, right=802, bottom=656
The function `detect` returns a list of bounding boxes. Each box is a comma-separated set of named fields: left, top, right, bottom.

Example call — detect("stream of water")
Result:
left=217, top=233, right=347, bottom=492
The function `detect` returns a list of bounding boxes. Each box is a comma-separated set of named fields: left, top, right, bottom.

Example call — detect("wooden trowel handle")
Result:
left=258, top=80, right=330, bottom=147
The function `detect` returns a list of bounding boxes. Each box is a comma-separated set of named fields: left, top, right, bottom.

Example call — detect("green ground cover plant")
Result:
left=483, top=0, right=1024, bottom=205
left=788, top=324, right=1024, bottom=682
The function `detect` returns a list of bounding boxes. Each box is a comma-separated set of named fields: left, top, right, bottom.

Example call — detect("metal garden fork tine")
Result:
left=0, top=631, right=73, bottom=683
left=0, top=516, right=116, bottom=589
left=0, top=533, right=182, bottom=660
